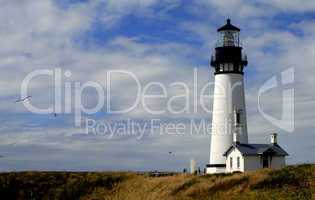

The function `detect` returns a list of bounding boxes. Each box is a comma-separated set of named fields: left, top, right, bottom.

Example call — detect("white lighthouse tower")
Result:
left=206, top=19, right=249, bottom=174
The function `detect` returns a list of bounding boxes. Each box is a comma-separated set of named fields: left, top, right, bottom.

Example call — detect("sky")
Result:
left=0, top=0, right=315, bottom=171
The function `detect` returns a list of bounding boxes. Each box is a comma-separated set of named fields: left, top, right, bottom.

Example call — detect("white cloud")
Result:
left=0, top=0, right=315, bottom=170
left=261, top=0, right=315, bottom=12
left=97, top=0, right=181, bottom=28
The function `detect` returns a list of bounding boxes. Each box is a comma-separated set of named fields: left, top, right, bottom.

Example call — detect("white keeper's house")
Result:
left=224, top=133, right=288, bottom=173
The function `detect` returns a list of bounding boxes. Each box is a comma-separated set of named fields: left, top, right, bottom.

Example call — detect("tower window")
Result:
left=230, top=157, right=233, bottom=168
left=237, top=157, right=240, bottom=168
left=229, top=63, right=233, bottom=71
left=220, top=64, right=224, bottom=71
left=236, top=112, right=241, bottom=124
left=224, top=64, right=228, bottom=71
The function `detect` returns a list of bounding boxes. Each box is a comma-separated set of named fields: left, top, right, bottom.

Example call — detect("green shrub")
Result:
left=0, top=172, right=125, bottom=200
left=252, top=165, right=311, bottom=189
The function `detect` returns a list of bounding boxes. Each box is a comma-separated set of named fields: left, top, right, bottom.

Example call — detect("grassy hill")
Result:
left=0, top=164, right=313, bottom=200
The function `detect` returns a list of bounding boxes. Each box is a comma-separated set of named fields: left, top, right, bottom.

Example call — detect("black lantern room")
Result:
left=210, top=19, right=248, bottom=74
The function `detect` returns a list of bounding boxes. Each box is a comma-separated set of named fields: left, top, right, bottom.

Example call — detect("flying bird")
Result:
left=10, top=142, right=17, bottom=146
left=168, top=151, right=173, bottom=154
left=15, top=95, right=32, bottom=103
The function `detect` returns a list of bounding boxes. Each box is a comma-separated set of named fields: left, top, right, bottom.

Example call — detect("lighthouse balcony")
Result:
left=210, top=52, right=247, bottom=67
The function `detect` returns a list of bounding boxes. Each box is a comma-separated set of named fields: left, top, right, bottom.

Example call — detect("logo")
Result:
left=258, top=67, right=295, bottom=132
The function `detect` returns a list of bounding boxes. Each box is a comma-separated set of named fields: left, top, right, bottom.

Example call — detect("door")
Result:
left=262, top=156, right=269, bottom=168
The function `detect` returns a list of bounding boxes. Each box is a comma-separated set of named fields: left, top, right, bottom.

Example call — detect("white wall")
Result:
left=270, top=156, right=286, bottom=169
left=225, top=148, right=286, bottom=173
left=225, top=148, right=244, bottom=172
left=209, top=73, right=248, bottom=173
left=244, top=156, right=261, bottom=171
left=206, top=167, right=226, bottom=174
left=244, top=155, right=286, bottom=171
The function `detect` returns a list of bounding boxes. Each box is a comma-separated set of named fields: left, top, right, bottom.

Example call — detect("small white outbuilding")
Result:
left=223, top=133, right=288, bottom=173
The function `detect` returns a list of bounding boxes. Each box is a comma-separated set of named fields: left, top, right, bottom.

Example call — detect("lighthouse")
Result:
left=206, top=19, right=249, bottom=174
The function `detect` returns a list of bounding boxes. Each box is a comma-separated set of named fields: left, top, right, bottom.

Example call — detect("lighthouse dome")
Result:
left=217, top=19, right=240, bottom=32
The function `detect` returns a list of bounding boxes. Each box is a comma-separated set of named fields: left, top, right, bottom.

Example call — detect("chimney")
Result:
left=233, top=131, right=240, bottom=144
left=271, top=133, right=277, bottom=144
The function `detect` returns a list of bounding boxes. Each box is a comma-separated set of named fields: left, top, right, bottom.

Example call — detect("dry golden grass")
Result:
left=81, top=165, right=313, bottom=200
left=0, top=164, right=313, bottom=200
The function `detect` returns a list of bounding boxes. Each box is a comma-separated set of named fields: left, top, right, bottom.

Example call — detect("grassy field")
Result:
left=0, top=164, right=313, bottom=200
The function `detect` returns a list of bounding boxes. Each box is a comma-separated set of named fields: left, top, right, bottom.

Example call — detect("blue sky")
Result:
left=0, top=0, right=315, bottom=171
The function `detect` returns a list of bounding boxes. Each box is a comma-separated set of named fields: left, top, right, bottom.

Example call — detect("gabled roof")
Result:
left=217, top=19, right=240, bottom=32
left=223, top=143, right=289, bottom=157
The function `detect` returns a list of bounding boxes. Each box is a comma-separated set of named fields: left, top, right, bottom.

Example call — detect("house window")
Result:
left=237, top=157, right=240, bottom=169
left=230, top=157, right=233, bottom=168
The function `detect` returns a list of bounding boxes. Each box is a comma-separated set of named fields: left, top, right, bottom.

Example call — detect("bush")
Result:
left=251, top=165, right=312, bottom=200
left=252, top=165, right=311, bottom=189
left=0, top=172, right=125, bottom=200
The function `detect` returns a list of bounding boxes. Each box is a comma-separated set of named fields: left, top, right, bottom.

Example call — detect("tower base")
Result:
left=206, top=164, right=226, bottom=174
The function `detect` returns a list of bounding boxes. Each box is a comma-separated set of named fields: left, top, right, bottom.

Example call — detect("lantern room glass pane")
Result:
left=219, top=64, right=224, bottom=71
left=224, top=64, right=228, bottom=71
left=229, top=63, right=233, bottom=71
left=217, top=31, right=240, bottom=47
